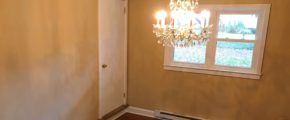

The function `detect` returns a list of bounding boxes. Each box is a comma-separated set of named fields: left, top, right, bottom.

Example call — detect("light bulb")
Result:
left=155, top=10, right=167, bottom=20
left=201, top=10, right=211, bottom=26
left=201, top=10, right=210, bottom=18
left=155, top=10, right=167, bottom=28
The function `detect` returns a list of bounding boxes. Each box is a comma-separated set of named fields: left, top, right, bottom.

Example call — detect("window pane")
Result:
left=215, top=41, right=254, bottom=68
left=174, top=46, right=206, bottom=64
left=218, top=14, right=258, bottom=40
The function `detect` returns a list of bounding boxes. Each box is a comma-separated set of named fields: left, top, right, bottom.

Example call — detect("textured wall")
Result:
left=0, top=0, right=99, bottom=120
left=128, top=0, right=290, bottom=120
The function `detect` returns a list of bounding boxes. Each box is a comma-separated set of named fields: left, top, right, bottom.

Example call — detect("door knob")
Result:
left=102, top=64, right=108, bottom=68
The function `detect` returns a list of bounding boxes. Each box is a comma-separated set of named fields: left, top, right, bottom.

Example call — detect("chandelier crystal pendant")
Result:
left=153, top=0, right=212, bottom=47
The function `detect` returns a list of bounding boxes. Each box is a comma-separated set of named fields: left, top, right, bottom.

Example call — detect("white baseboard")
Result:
left=107, top=109, right=127, bottom=120
left=107, top=106, right=155, bottom=120
left=125, top=106, right=155, bottom=118
left=107, top=106, right=207, bottom=120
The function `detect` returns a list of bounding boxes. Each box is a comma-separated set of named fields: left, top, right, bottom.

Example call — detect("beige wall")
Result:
left=0, top=0, right=99, bottom=120
left=128, top=0, right=290, bottom=120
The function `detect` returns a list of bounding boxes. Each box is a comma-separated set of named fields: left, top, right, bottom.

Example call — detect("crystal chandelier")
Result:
left=153, top=0, right=212, bottom=47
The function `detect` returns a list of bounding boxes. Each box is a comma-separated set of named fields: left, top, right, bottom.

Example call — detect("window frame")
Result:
left=164, top=4, right=271, bottom=79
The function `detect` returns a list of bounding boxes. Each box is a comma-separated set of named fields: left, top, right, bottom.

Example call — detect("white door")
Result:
left=98, top=0, right=127, bottom=118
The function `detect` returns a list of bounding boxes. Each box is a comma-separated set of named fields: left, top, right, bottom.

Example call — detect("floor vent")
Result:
left=154, top=110, right=204, bottom=120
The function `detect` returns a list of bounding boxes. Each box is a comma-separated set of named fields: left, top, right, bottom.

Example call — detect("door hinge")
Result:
left=124, top=7, right=126, bottom=14
left=123, top=93, right=126, bottom=98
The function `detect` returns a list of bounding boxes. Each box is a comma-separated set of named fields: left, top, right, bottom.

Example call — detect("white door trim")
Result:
left=98, top=0, right=128, bottom=118
left=123, top=0, right=128, bottom=106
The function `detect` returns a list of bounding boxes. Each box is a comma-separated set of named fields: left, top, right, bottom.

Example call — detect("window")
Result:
left=164, top=4, right=270, bottom=79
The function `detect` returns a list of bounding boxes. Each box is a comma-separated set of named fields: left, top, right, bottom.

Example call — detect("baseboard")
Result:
left=105, top=106, right=155, bottom=120
left=106, top=108, right=127, bottom=120
left=125, top=106, right=155, bottom=118
left=108, top=106, right=207, bottom=120
left=101, top=104, right=128, bottom=120
left=126, top=107, right=207, bottom=120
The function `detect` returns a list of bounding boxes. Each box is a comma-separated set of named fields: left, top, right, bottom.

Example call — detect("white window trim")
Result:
left=164, top=4, right=271, bottom=79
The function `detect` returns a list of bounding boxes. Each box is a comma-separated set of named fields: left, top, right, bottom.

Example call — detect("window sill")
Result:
left=164, top=65, right=261, bottom=79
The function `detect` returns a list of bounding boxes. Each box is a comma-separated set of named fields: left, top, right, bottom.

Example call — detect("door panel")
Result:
left=99, top=0, right=127, bottom=118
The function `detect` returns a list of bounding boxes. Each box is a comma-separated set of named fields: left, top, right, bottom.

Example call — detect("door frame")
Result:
left=98, top=0, right=128, bottom=118
left=123, top=0, right=128, bottom=105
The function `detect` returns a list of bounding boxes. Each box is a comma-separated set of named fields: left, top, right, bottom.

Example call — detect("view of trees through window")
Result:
left=174, top=46, right=206, bottom=64
left=173, top=14, right=257, bottom=68
left=218, top=14, right=258, bottom=40
left=215, top=42, right=254, bottom=68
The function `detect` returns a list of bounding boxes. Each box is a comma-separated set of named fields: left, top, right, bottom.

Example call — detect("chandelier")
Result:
left=153, top=0, right=212, bottom=47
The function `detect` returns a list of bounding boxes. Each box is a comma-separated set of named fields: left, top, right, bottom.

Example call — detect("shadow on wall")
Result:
left=0, top=0, right=99, bottom=119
